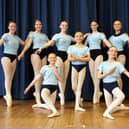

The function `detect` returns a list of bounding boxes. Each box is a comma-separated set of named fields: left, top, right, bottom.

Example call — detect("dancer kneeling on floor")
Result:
left=98, top=46, right=129, bottom=120
left=24, top=53, right=63, bottom=118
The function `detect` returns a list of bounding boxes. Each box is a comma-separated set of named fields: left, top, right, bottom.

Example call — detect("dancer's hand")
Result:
left=18, top=53, right=24, bottom=60
left=24, top=87, right=30, bottom=94
left=35, top=48, right=42, bottom=54
left=84, top=33, right=90, bottom=38
left=52, top=66, right=58, bottom=73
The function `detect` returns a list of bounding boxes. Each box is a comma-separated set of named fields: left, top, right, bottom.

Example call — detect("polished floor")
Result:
left=0, top=98, right=129, bottom=128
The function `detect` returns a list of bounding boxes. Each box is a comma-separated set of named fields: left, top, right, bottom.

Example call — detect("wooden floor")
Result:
left=0, top=98, right=129, bottom=128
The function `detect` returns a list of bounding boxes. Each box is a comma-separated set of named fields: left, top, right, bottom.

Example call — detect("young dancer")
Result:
left=109, top=20, right=129, bottom=90
left=18, top=20, right=51, bottom=106
left=85, top=20, right=112, bottom=104
left=49, top=21, right=74, bottom=105
left=24, top=53, right=63, bottom=118
left=0, top=21, right=24, bottom=106
left=98, top=46, right=129, bottom=119
left=67, top=32, right=90, bottom=111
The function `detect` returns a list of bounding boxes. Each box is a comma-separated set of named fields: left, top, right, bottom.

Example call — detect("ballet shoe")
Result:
left=33, top=92, right=41, bottom=105
left=110, top=104, right=129, bottom=113
left=119, top=104, right=129, bottom=110
left=32, top=104, right=41, bottom=108
left=3, top=95, right=12, bottom=107
left=32, top=104, right=50, bottom=110
left=75, top=106, right=86, bottom=112
left=93, top=92, right=102, bottom=104
left=58, top=93, right=65, bottom=105
left=103, top=112, right=115, bottom=120
left=110, top=106, right=121, bottom=113
left=33, top=92, right=36, bottom=97
left=48, top=111, right=60, bottom=118
left=79, top=98, right=83, bottom=107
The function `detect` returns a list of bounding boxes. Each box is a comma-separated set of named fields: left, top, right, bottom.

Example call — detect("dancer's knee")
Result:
left=116, top=92, right=125, bottom=103
left=41, top=89, right=50, bottom=100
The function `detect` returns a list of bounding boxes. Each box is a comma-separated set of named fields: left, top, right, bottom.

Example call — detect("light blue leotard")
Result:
left=109, top=33, right=129, bottom=51
left=85, top=32, right=106, bottom=50
left=98, top=61, right=125, bottom=83
left=67, top=45, right=89, bottom=65
left=52, top=33, right=74, bottom=52
left=40, top=65, right=62, bottom=85
left=2, top=33, right=23, bottom=55
left=28, top=32, right=48, bottom=49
